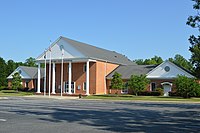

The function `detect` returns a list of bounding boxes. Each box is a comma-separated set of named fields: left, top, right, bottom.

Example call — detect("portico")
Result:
left=37, top=59, right=92, bottom=96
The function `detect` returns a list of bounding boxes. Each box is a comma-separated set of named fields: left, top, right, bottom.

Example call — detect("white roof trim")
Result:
left=146, top=60, right=194, bottom=78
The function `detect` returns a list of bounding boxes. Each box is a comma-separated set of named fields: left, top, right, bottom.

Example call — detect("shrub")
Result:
left=175, top=75, right=200, bottom=98
left=138, top=91, right=161, bottom=96
left=168, top=91, right=179, bottom=97
left=128, top=74, right=150, bottom=96
left=0, top=86, right=6, bottom=91
left=155, top=88, right=164, bottom=96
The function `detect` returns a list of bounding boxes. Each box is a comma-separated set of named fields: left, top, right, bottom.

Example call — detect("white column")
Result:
left=52, top=62, right=56, bottom=94
left=68, top=61, right=72, bottom=94
left=86, top=61, right=90, bottom=95
left=44, top=55, right=46, bottom=96
left=37, top=63, right=41, bottom=93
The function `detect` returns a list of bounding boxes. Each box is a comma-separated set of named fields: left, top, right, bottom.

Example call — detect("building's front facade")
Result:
left=36, top=36, right=134, bottom=95
left=35, top=36, right=195, bottom=96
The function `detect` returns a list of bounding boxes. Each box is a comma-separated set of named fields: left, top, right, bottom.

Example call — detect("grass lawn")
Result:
left=84, top=94, right=200, bottom=102
left=0, top=90, right=34, bottom=97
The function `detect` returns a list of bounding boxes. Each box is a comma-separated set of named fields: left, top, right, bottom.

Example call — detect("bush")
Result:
left=155, top=88, right=164, bottom=96
left=168, top=91, right=179, bottom=97
left=175, top=75, right=200, bottom=98
left=0, top=86, right=9, bottom=91
left=138, top=91, right=161, bottom=96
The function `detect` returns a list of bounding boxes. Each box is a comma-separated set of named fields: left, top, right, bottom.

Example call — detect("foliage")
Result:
left=128, top=74, right=150, bottom=96
left=155, top=88, right=164, bottom=96
left=168, top=91, right=179, bottom=97
left=11, top=72, right=23, bottom=91
left=175, top=75, right=200, bottom=98
left=25, top=57, right=37, bottom=67
left=186, top=0, right=200, bottom=78
left=110, top=72, right=124, bottom=90
left=0, top=57, right=7, bottom=87
left=6, top=60, right=16, bottom=76
left=134, top=56, right=163, bottom=65
left=169, top=54, right=193, bottom=72
left=138, top=91, right=161, bottom=96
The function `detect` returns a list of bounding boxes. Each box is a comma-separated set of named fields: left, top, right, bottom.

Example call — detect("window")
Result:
left=151, top=83, right=156, bottom=91
left=83, top=82, right=86, bottom=91
left=164, top=66, right=170, bottom=72
left=121, top=82, right=128, bottom=94
left=77, top=85, right=81, bottom=90
left=83, top=64, right=87, bottom=72
left=25, top=81, right=29, bottom=88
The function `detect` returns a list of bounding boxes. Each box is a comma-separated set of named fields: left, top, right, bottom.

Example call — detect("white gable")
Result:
left=147, top=61, right=194, bottom=79
left=7, top=67, right=31, bottom=79
left=36, top=37, right=85, bottom=61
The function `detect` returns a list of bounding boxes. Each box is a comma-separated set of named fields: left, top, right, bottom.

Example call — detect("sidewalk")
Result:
left=24, top=95, right=79, bottom=100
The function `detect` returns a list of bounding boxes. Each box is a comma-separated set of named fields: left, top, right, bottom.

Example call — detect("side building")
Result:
left=107, top=60, right=195, bottom=96
left=7, top=66, right=44, bottom=90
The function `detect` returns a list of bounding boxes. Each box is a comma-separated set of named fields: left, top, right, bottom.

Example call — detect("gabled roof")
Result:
left=107, top=60, right=195, bottom=80
left=36, top=36, right=135, bottom=65
left=146, top=60, right=195, bottom=79
left=62, top=37, right=135, bottom=65
left=106, top=65, right=156, bottom=79
left=7, top=66, right=44, bottom=79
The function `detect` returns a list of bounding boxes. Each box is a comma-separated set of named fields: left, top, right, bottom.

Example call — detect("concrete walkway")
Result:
left=23, top=95, right=79, bottom=100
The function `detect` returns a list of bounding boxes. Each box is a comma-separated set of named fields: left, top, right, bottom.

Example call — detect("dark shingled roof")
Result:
left=62, top=36, right=136, bottom=65
left=19, top=66, right=44, bottom=79
left=107, top=65, right=156, bottom=79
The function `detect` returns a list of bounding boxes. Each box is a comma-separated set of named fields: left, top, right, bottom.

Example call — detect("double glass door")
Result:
left=63, top=82, right=75, bottom=94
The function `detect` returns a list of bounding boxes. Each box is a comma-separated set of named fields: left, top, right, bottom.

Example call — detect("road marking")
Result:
left=0, top=119, right=7, bottom=122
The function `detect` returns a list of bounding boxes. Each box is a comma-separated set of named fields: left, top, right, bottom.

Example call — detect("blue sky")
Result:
left=0, top=0, right=198, bottom=62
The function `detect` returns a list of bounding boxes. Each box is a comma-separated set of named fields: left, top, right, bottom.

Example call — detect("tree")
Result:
left=134, top=56, right=163, bottom=65
left=175, top=75, right=200, bottom=98
left=134, top=59, right=144, bottom=65
left=25, top=57, right=36, bottom=67
left=110, top=72, right=124, bottom=94
left=128, top=74, right=149, bottom=96
left=169, top=54, right=193, bottom=71
left=186, top=0, right=200, bottom=78
left=6, top=60, right=17, bottom=76
left=12, top=72, right=22, bottom=91
left=0, top=57, right=7, bottom=87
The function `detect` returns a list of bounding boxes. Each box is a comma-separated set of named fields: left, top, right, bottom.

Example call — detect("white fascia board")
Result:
left=146, top=60, right=195, bottom=79
left=7, top=67, right=31, bottom=79
left=36, top=36, right=86, bottom=62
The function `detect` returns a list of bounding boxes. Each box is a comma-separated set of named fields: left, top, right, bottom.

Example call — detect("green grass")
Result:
left=84, top=94, right=200, bottom=102
left=0, top=90, right=34, bottom=96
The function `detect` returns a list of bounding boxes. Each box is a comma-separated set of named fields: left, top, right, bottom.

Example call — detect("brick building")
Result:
left=33, top=36, right=195, bottom=96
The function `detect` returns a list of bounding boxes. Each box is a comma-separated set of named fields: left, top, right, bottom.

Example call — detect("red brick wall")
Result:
left=106, top=79, right=176, bottom=94
left=45, top=61, right=118, bottom=95
left=96, top=61, right=119, bottom=94
left=148, top=79, right=176, bottom=91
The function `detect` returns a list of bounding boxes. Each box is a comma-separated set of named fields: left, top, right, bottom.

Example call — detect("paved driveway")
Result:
left=0, top=97, right=200, bottom=133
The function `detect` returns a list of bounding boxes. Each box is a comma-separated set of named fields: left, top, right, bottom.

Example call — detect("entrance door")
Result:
left=64, top=82, right=75, bottom=94
left=163, top=84, right=171, bottom=96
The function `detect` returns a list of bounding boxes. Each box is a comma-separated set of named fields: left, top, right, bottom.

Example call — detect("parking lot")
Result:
left=0, top=97, right=200, bottom=133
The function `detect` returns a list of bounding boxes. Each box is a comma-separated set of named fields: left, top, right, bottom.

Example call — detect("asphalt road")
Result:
left=0, top=97, right=200, bottom=133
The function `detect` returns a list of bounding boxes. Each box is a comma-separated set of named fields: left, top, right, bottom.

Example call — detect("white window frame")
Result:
left=83, top=82, right=86, bottom=91
left=83, top=64, right=87, bottom=72
left=150, top=82, right=156, bottom=91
